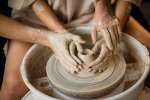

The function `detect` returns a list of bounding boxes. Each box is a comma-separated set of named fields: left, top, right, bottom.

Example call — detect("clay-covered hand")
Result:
left=92, top=17, right=121, bottom=51
left=87, top=39, right=111, bottom=72
left=92, top=0, right=121, bottom=51
left=48, top=31, right=85, bottom=73
left=69, top=41, right=84, bottom=71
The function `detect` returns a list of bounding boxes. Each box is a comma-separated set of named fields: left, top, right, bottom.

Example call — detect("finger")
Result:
left=88, top=64, right=99, bottom=73
left=97, top=64, right=105, bottom=73
left=112, top=25, right=118, bottom=45
left=103, top=28, right=113, bottom=50
left=57, top=55, right=76, bottom=72
left=88, top=58, right=108, bottom=73
left=73, top=35, right=85, bottom=43
left=92, top=39, right=103, bottom=53
left=58, top=56, right=79, bottom=74
left=88, top=68, right=94, bottom=72
left=97, top=57, right=109, bottom=73
left=111, top=0, right=116, bottom=5
left=99, top=66, right=107, bottom=73
left=115, top=19, right=121, bottom=42
left=114, top=24, right=120, bottom=44
left=75, top=42, right=83, bottom=53
left=91, top=69, right=98, bottom=73
left=116, top=23, right=122, bottom=42
left=63, top=51, right=82, bottom=71
left=87, top=44, right=109, bottom=68
left=63, top=44, right=77, bottom=66
left=89, top=51, right=110, bottom=70
left=109, top=26, right=117, bottom=49
left=69, top=42, right=83, bottom=65
left=91, top=26, right=97, bottom=43
left=76, top=65, right=83, bottom=72
left=63, top=52, right=77, bottom=66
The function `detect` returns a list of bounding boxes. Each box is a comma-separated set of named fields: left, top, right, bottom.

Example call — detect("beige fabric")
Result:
left=8, top=0, right=142, bottom=28
left=8, top=0, right=95, bottom=28
left=8, top=0, right=35, bottom=10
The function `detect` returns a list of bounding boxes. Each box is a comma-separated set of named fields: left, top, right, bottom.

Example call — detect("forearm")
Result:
left=115, top=0, right=132, bottom=30
left=32, top=0, right=66, bottom=32
left=95, top=0, right=113, bottom=19
left=0, top=14, right=50, bottom=47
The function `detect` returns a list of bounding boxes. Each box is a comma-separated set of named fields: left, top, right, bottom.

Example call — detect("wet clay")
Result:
left=46, top=52, right=126, bottom=98
left=45, top=26, right=127, bottom=98
left=75, top=43, right=111, bottom=77
left=22, top=29, right=148, bottom=99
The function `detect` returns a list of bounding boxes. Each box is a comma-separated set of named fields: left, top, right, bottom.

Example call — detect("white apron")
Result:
left=8, top=0, right=142, bottom=28
left=8, top=0, right=96, bottom=28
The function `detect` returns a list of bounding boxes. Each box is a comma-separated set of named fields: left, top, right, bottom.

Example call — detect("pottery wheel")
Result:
left=46, top=54, right=126, bottom=98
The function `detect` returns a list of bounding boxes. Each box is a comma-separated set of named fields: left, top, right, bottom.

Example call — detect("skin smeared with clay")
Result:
left=32, top=0, right=142, bottom=76
left=87, top=0, right=121, bottom=72
left=67, top=37, right=113, bottom=74
left=88, top=42, right=112, bottom=73
left=92, top=0, right=121, bottom=50
left=48, top=31, right=85, bottom=74
left=46, top=37, right=126, bottom=97
left=69, top=41, right=84, bottom=70
left=0, top=0, right=148, bottom=99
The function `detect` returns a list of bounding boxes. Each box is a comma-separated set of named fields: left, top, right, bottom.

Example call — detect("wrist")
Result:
left=33, top=28, right=51, bottom=47
left=94, top=13, right=115, bottom=27
left=94, top=0, right=113, bottom=20
left=93, top=18, right=119, bottom=29
left=51, top=24, right=67, bottom=33
left=95, top=0, right=110, bottom=11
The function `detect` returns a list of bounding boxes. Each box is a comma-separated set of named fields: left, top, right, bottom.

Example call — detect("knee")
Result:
left=3, top=73, right=28, bottom=96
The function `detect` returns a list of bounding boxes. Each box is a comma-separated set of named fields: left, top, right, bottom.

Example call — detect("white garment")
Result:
left=8, top=0, right=95, bottom=27
left=8, top=0, right=142, bottom=28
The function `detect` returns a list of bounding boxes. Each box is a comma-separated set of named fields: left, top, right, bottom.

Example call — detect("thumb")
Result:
left=91, top=27, right=97, bottom=43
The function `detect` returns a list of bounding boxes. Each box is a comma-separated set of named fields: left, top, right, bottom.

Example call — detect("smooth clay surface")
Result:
left=46, top=28, right=127, bottom=98
left=46, top=51, right=126, bottom=98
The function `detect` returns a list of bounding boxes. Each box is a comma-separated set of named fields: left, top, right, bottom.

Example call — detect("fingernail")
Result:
left=91, top=69, right=96, bottom=73
left=88, top=68, right=93, bottom=72
left=74, top=71, right=78, bottom=74
left=78, top=65, right=83, bottom=69
left=99, top=69, right=103, bottom=73
left=76, top=61, right=82, bottom=65
left=98, top=67, right=104, bottom=72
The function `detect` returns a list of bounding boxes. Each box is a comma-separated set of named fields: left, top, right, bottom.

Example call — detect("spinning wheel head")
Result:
left=46, top=54, right=126, bottom=98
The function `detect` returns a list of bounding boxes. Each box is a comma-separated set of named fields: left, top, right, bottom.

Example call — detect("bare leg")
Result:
left=0, top=40, right=31, bottom=100
left=125, top=16, right=150, bottom=48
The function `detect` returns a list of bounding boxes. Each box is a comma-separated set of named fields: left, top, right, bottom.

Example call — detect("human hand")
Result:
left=92, top=0, right=121, bottom=51
left=92, top=17, right=121, bottom=51
left=86, top=39, right=112, bottom=72
left=48, top=31, right=85, bottom=74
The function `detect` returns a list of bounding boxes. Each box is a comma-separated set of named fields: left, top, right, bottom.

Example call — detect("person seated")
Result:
left=0, top=0, right=149, bottom=100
